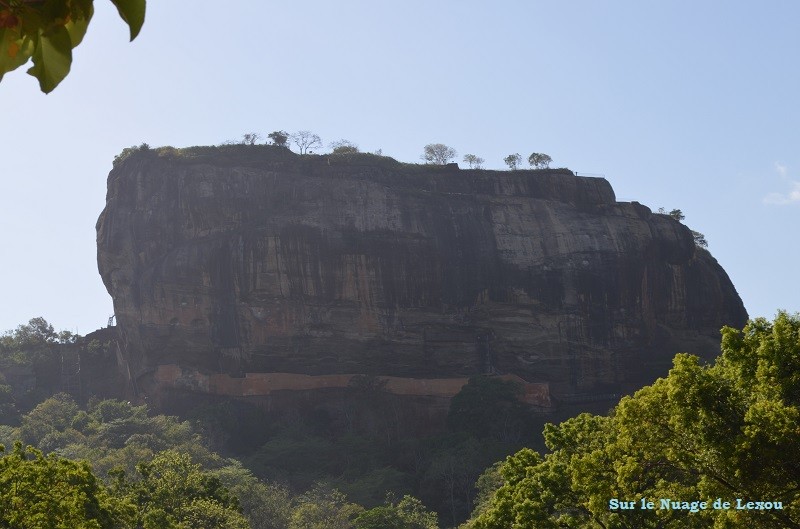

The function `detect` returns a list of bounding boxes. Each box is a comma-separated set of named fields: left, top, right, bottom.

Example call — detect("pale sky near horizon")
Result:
left=1, top=1, right=798, bottom=336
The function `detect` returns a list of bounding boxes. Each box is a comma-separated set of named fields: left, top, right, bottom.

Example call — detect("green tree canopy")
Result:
left=0, top=441, right=132, bottom=528
left=0, top=0, right=146, bottom=93
left=268, top=130, right=290, bottom=147
left=330, top=139, right=360, bottom=154
left=1, top=394, right=297, bottom=529
left=20, top=392, right=80, bottom=448
left=503, top=153, right=522, bottom=170
left=527, top=152, right=552, bottom=169
left=289, top=485, right=363, bottom=529
left=692, top=229, right=708, bottom=248
left=354, top=495, right=438, bottom=529
left=212, top=461, right=293, bottom=529
left=660, top=207, right=686, bottom=221
left=422, top=143, right=457, bottom=165
left=462, top=154, right=485, bottom=169
left=0, top=316, right=76, bottom=349
left=470, top=313, right=800, bottom=529
left=241, top=133, right=261, bottom=145
left=116, top=450, right=249, bottom=529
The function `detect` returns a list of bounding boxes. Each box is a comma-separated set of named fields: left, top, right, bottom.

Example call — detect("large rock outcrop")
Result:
left=97, top=145, right=747, bottom=405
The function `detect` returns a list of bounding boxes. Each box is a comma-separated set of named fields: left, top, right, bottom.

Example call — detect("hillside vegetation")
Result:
left=1, top=314, right=797, bottom=528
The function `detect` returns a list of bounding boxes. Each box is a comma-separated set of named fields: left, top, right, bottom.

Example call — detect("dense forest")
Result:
left=1, top=314, right=798, bottom=528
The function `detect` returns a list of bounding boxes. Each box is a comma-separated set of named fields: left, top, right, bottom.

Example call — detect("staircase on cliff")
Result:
left=60, top=349, right=81, bottom=396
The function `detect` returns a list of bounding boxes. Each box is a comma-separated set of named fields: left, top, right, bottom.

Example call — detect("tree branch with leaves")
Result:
left=0, top=0, right=145, bottom=93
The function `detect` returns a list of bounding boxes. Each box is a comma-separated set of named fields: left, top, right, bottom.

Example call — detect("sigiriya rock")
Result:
left=96, top=145, right=747, bottom=409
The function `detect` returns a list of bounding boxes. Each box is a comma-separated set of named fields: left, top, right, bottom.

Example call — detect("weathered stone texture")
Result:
left=97, top=147, right=747, bottom=402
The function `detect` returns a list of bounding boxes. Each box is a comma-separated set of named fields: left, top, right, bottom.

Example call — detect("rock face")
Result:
left=97, top=145, right=747, bottom=405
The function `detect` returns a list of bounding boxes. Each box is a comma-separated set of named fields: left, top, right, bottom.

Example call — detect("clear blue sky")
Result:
left=1, top=1, right=798, bottom=335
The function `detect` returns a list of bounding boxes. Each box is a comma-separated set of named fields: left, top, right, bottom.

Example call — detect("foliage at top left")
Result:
left=0, top=0, right=146, bottom=93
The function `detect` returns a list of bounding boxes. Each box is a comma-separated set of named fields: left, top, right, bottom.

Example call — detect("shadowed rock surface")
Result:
left=97, top=145, right=747, bottom=405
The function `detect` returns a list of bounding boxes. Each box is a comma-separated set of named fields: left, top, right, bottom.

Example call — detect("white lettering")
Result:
left=735, top=499, right=783, bottom=510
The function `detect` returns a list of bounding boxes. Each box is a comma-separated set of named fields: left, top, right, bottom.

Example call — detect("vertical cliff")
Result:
left=97, top=145, right=747, bottom=404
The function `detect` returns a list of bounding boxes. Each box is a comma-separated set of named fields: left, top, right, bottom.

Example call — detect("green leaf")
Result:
left=109, top=0, right=146, bottom=41
left=65, top=5, right=94, bottom=48
left=0, top=27, right=35, bottom=80
left=26, top=25, right=72, bottom=94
